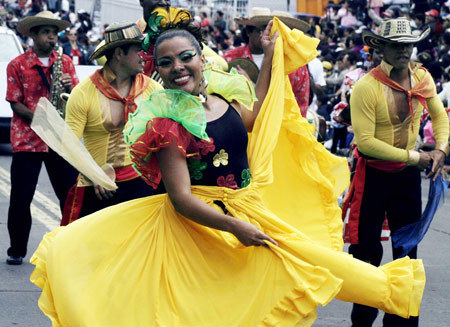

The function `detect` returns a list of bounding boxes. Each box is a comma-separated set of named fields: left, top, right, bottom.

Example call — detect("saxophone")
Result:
left=49, top=46, right=69, bottom=118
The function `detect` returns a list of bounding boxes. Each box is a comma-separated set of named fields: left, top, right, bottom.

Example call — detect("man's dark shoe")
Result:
left=6, top=255, right=23, bottom=265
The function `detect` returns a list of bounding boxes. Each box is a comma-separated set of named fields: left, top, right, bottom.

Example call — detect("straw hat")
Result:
left=235, top=7, right=310, bottom=33
left=362, top=18, right=430, bottom=50
left=89, top=22, right=144, bottom=61
left=17, top=10, right=70, bottom=37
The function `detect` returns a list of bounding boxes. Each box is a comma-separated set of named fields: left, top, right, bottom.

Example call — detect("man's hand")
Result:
left=417, top=150, right=431, bottom=171
left=93, top=183, right=115, bottom=200
left=261, top=20, right=278, bottom=60
left=60, top=73, right=73, bottom=92
left=426, top=150, right=446, bottom=181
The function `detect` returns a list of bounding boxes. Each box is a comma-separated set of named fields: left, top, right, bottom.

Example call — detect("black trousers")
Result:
left=7, top=150, right=77, bottom=257
left=78, top=177, right=155, bottom=218
left=349, top=166, right=422, bottom=327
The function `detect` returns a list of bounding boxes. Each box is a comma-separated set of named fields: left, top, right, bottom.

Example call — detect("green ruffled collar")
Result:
left=124, top=65, right=257, bottom=145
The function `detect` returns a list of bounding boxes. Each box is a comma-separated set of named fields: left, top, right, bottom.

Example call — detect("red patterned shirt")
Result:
left=222, top=45, right=253, bottom=63
left=223, top=45, right=310, bottom=117
left=6, top=48, right=79, bottom=152
left=288, top=66, right=310, bottom=117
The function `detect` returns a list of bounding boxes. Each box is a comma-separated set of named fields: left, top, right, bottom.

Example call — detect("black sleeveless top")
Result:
left=187, top=104, right=251, bottom=189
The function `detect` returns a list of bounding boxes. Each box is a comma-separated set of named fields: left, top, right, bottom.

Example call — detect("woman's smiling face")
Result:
left=155, top=36, right=206, bottom=95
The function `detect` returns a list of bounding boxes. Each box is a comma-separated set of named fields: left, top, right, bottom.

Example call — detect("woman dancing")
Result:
left=30, top=8, right=425, bottom=327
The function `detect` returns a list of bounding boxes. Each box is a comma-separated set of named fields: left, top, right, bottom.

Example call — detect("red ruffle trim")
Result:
left=129, top=118, right=201, bottom=189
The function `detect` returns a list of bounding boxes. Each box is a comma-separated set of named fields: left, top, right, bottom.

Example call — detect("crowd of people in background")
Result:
left=2, top=1, right=449, bottom=325
left=1, top=0, right=449, bottom=156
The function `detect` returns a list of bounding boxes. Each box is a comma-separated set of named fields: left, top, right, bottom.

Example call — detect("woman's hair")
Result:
left=154, top=28, right=204, bottom=59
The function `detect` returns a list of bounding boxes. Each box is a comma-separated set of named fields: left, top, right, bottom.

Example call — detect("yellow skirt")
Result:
left=31, top=183, right=424, bottom=327
left=30, top=19, right=425, bottom=326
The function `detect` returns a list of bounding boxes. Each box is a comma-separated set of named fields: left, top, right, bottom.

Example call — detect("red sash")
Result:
left=61, top=166, right=139, bottom=226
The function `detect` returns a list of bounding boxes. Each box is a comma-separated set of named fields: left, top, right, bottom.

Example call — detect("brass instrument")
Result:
left=49, top=46, right=69, bottom=118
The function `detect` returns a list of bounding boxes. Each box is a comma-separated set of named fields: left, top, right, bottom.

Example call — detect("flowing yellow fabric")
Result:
left=30, top=18, right=425, bottom=327
left=248, top=20, right=349, bottom=250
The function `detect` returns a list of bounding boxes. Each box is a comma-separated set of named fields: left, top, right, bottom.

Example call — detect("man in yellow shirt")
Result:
left=348, top=18, right=449, bottom=326
left=61, top=22, right=162, bottom=225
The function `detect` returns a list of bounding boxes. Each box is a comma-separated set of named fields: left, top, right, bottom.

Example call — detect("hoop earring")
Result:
left=198, top=76, right=208, bottom=103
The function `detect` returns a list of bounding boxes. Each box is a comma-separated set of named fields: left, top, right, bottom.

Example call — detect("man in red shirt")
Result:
left=223, top=8, right=312, bottom=117
left=5, top=11, right=79, bottom=265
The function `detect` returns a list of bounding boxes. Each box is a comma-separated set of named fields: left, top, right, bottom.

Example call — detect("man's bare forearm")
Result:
left=10, top=102, right=34, bottom=123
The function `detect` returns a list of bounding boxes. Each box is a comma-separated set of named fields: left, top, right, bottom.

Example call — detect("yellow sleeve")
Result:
left=143, top=77, right=163, bottom=99
left=350, top=76, right=409, bottom=162
left=427, top=95, right=450, bottom=154
left=65, top=82, right=88, bottom=140
left=201, top=44, right=229, bottom=71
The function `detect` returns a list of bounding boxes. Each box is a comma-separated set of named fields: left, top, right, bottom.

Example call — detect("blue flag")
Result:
left=392, top=177, right=448, bottom=258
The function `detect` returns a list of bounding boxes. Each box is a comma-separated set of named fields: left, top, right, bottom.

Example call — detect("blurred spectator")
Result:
left=317, top=95, right=332, bottom=121
left=425, top=8, right=445, bottom=38
left=338, top=1, right=358, bottom=27
left=214, top=10, right=226, bottom=32
left=368, top=0, right=383, bottom=16
left=86, top=33, right=102, bottom=64
left=439, top=72, right=450, bottom=107
left=308, top=57, right=327, bottom=112
left=330, top=105, right=349, bottom=153
left=73, top=9, right=92, bottom=45
left=200, top=11, right=210, bottom=28
left=350, top=33, right=363, bottom=52
left=62, top=27, right=89, bottom=65
left=326, top=51, right=351, bottom=91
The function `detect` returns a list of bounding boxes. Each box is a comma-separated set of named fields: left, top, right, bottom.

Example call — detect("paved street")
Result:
left=0, top=142, right=449, bottom=326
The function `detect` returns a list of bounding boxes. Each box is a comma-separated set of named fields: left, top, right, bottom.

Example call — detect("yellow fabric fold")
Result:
left=249, top=18, right=349, bottom=250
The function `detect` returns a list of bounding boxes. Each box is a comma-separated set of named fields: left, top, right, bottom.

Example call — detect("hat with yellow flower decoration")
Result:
left=142, top=7, right=195, bottom=51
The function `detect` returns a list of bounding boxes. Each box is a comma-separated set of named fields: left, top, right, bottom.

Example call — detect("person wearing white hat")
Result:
left=223, top=8, right=313, bottom=117
left=345, top=18, right=449, bottom=326
left=60, top=22, right=163, bottom=225
left=5, top=11, right=79, bottom=265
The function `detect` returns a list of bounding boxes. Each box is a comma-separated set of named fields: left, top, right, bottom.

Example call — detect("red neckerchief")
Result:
left=369, top=65, right=436, bottom=131
left=90, top=68, right=150, bottom=121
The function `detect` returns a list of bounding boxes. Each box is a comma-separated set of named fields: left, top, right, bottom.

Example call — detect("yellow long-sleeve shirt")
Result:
left=350, top=61, right=449, bottom=164
left=65, top=65, right=162, bottom=185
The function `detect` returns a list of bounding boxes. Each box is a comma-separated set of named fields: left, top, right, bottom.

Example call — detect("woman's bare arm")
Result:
left=157, top=141, right=277, bottom=247
left=237, top=21, right=278, bottom=132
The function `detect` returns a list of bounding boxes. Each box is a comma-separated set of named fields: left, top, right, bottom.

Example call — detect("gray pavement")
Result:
left=0, top=142, right=449, bottom=326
